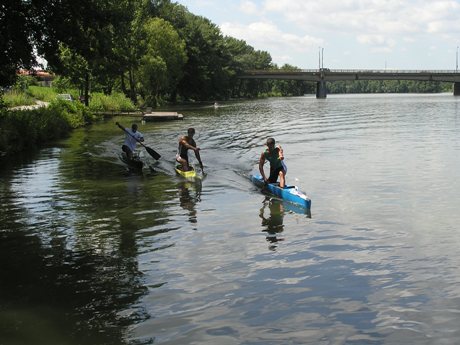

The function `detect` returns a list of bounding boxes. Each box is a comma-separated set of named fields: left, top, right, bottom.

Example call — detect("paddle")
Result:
left=116, top=122, right=161, bottom=160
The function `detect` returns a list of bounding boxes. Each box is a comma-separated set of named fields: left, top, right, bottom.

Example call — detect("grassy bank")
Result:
left=3, top=85, right=137, bottom=113
left=0, top=84, right=138, bottom=157
left=0, top=100, right=101, bottom=157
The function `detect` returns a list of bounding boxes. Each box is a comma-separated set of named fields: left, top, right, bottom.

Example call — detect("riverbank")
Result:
left=0, top=100, right=101, bottom=158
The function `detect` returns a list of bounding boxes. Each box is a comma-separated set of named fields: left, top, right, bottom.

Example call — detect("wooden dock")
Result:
left=143, top=112, right=184, bottom=121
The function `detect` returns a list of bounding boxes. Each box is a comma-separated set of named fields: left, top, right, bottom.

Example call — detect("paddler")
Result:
left=176, top=128, right=204, bottom=172
left=259, top=137, right=286, bottom=188
left=118, top=122, right=144, bottom=161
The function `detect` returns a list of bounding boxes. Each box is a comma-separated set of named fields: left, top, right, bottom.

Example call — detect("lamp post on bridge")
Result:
left=456, top=46, right=458, bottom=72
left=316, top=47, right=327, bottom=98
left=454, top=46, right=460, bottom=96
left=318, top=47, right=324, bottom=70
left=318, top=47, right=321, bottom=70
left=322, top=47, right=324, bottom=69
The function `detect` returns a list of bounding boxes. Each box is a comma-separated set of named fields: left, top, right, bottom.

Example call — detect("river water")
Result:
left=2, top=94, right=460, bottom=344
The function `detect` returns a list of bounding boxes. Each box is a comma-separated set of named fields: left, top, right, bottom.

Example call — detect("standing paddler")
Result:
left=117, top=122, right=144, bottom=161
left=176, top=128, right=204, bottom=173
left=259, top=137, right=286, bottom=188
left=116, top=122, right=161, bottom=162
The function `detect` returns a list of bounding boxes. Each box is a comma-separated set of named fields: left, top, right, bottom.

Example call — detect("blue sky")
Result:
left=175, top=0, right=460, bottom=70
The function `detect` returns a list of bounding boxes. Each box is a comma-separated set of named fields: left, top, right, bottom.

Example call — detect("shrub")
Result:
left=0, top=100, right=102, bottom=156
left=3, top=91, right=36, bottom=107
left=52, top=76, right=73, bottom=92
left=48, top=99, right=98, bottom=127
left=13, top=75, right=38, bottom=91
left=89, top=92, right=136, bottom=112
left=0, top=90, right=5, bottom=110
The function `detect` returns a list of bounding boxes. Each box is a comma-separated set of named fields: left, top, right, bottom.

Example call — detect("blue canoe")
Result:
left=250, top=174, right=311, bottom=209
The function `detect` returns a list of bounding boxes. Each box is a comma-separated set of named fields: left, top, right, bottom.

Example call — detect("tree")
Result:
left=57, top=44, right=90, bottom=97
left=0, top=0, right=41, bottom=87
left=272, top=64, right=314, bottom=96
left=154, top=1, right=236, bottom=100
left=175, top=14, right=231, bottom=101
left=138, top=17, right=186, bottom=105
left=40, top=0, right=132, bottom=105
left=222, top=36, right=279, bottom=98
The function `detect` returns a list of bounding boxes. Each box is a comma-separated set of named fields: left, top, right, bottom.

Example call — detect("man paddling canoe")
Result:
left=259, top=137, right=286, bottom=188
left=117, top=122, right=144, bottom=161
left=176, top=128, right=204, bottom=173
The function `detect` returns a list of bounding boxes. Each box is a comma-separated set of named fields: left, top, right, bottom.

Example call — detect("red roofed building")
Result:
left=18, top=69, right=54, bottom=86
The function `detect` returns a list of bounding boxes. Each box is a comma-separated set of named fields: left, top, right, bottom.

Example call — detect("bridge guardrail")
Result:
left=245, top=69, right=460, bottom=74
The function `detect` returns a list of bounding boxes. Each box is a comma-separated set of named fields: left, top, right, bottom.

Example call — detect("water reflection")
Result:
left=0, top=189, right=147, bottom=345
left=177, top=179, right=202, bottom=225
left=0, top=148, right=167, bottom=345
left=259, top=197, right=285, bottom=250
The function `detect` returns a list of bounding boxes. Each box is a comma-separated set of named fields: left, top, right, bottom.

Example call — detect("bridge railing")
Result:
left=245, top=69, right=460, bottom=74
left=316, top=69, right=460, bottom=74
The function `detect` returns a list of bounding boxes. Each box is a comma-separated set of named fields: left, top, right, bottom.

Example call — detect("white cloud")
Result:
left=239, top=0, right=259, bottom=15
left=403, top=37, right=416, bottom=43
left=221, top=21, right=322, bottom=50
left=220, top=21, right=323, bottom=65
left=357, top=34, right=396, bottom=53
left=274, top=54, right=294, bottom=63
left=357, top=35, right=395, bottom=47
left=262, top=0, right=460, bottom=36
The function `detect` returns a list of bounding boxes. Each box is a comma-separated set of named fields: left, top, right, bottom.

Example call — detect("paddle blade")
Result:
left=146, top=146, right=161, bottom=160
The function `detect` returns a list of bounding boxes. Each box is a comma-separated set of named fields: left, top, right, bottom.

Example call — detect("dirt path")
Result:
left=10, top=100, right=50, bottom=111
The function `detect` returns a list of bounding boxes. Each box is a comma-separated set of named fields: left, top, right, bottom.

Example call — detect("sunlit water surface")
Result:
left=2, top=94, right=460, bottom=344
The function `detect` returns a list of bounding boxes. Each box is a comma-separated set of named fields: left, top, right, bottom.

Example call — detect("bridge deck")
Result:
left=242, top=69, right=460, bottom=82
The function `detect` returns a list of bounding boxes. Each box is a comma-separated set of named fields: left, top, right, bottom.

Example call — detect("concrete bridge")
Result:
left=240, top=69, right=460, bottom=98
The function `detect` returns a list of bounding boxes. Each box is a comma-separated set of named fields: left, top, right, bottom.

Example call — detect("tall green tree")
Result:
left=177, top=14, right=232, bottom=101
left=138, top=17, right=187, bottom=105
left=223, top=36, right=274, bottom=98
left=110, top=0, right=151, bottom=103
left=40, top=0, right=130, bottom=105
left=154, top=1, right=235, bottom=101
left=57, top=44, right=90, bottom=96
left=0, top=0, right=45, bottom=87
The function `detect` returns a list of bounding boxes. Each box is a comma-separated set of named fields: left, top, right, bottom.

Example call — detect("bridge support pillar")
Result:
left=454, top=82, right=460, bottom=96
left=316, top=80, right=327, bottom=99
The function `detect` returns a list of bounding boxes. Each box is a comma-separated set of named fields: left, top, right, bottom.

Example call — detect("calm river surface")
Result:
left=2, top=94, right=460, bottom=345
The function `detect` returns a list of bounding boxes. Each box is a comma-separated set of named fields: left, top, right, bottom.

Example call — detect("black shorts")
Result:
left=268, top=166, right=285, bottom=183
left=122, top=145, right=132, bottom=154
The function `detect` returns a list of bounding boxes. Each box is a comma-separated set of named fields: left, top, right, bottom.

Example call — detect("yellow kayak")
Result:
left=175, top=166, right=200, bottom=179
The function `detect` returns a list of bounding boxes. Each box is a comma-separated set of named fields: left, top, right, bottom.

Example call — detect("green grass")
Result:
left=27, top=86, right=60, bottom=102
left=0, top=99, right=102, bottom=156
left=88, top=92, right=136, bottom=112
left=4, top=86, right=137, bottom=113
left=3, top=91, right=37, bottom=107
